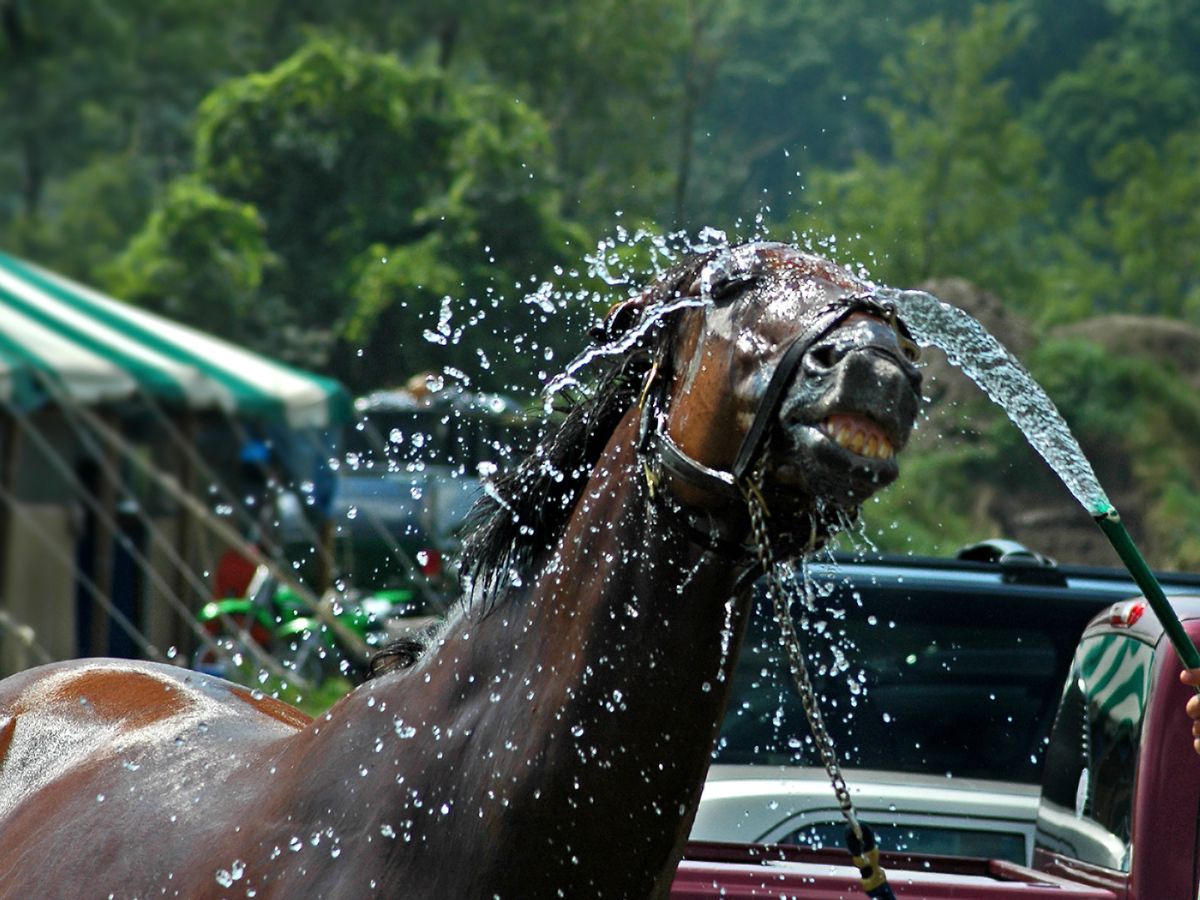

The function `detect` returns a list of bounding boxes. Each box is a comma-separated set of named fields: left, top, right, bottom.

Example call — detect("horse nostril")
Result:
left=807, top=343, right=842, bottom=370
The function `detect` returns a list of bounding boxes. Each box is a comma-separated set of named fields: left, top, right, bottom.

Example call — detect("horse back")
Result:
left=0, top=660, right=310, bottom=843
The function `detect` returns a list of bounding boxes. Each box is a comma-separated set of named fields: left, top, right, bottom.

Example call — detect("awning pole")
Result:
left=0, top=412, right=19, bottom=598
left=172, top=411, right=201, bottom=656
left=88, top=409, right=120, bottom=657
left=0, top=476, right=162, bottom=662
left=15, top=371, right=312, bottom=687
left=77, top=407, right=370, bottom=666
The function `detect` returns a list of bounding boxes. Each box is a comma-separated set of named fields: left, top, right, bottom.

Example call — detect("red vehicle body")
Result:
left=672, top=595, right=1200, bottom=899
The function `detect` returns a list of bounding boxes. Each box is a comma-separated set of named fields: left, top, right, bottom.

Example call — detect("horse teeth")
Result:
left=822, top=416, right=895, bottom=460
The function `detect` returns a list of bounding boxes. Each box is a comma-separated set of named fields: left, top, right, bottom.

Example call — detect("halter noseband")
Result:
left=636, top=291, right=911, bottom=556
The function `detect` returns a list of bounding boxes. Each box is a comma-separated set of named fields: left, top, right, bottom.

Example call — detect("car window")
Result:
left=783, top=821, right=1027, bottom=864
left=715, top=579, right=1086, bottom=782
left=1035, top=632, right=1153, bottom=871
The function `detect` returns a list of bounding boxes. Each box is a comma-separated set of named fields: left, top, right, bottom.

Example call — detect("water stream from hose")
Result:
left=887, top=287, right=1200, bottom=671
left=884, top=288, right=1112, bottom=516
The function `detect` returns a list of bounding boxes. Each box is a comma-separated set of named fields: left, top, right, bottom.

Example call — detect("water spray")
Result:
left=890, top=287, right=1200, bottom=684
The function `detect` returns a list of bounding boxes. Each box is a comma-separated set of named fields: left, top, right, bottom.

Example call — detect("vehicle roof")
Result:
left=814, top=551, right=1200, bottom=598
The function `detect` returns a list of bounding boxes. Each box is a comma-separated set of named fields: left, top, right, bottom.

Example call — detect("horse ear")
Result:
left=590, top=293, right=648, bottom=344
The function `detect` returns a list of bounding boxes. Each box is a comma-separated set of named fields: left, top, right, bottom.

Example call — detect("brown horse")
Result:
left=0, top=242, right=921, bottom=898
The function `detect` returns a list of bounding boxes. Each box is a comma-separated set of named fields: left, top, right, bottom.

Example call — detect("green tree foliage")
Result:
left=0, top=0, right=263, bottom=260
left=793, top=5, right=1047, bottom=295
left=5, top=0, right=1200, bottom=564
left=685, top=0, right=973, bottom=222
left=109, top=39, right=587, bottom=391
left=1026, top=340, right=1200, bottom=568
left=1032, top=40, right=1200, bottom=211
left=434, top=0, right=689, bottom=225
left=104, top=177, right=275, bottom=328
left=1085, top=133, right=1200, bottom=319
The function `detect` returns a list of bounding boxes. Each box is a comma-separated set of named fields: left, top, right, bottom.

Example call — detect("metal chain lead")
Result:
left=741, top=464, right=863, bottom=841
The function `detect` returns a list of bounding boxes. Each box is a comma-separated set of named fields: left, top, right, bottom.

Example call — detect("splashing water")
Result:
left=542, top=227, right=743, bottom=404
left=885, top=288, right=1113, bottom=517
left=883, top=285, right=1200, bottom=671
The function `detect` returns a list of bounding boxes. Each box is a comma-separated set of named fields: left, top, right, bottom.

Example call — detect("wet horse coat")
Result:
left=0, top=244, right=921, bottom=898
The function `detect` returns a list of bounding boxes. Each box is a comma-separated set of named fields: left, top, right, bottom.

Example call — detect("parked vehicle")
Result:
left=711, top=543, right=1188, bottom=782
left=279, top=385, right=531, bottom=603
left=693, top=765, right=1038, bottom=864
left=674, top=550, right=1200, bottom=898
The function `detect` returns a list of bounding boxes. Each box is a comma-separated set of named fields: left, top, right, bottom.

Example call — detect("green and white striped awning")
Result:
left=0, top=251, right=351, bottom=428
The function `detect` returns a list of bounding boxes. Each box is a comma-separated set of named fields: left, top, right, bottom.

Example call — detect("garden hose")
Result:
left=1094, top=507, right=1200, bottom=680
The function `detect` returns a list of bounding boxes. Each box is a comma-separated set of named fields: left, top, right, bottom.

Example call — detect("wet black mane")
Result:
left=459, top=254, right=709, bottom=602
left=369, top=252, right=711, bottom=676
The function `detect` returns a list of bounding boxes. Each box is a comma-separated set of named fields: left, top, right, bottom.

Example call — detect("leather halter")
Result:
left=636, top=291, right=911, bottom=557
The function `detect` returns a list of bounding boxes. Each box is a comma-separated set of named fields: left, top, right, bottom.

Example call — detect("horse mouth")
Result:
left=817, top=412, right=896, bottom=461
left=771, top=407, right=908, bottom=505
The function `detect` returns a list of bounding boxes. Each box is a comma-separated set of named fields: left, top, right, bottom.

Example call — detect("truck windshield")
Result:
left=715, top=573, right=1095, bottom=783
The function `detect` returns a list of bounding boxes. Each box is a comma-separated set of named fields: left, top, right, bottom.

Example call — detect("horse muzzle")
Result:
left=774, top=322, right=923, bottom=502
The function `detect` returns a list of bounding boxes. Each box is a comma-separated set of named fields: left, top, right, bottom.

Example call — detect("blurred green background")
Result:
left=3, top=0, right=1197, bottom=567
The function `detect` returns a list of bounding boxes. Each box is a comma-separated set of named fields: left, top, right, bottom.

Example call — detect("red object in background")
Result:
left=1109, top=598, right=1146, bottom=627
left=417, top=548, right=442, bottom=578
left=214, top=548, right=256, bottom=598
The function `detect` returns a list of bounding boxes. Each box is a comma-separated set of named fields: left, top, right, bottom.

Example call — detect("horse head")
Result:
left=609, top=241, right=923, bottom=556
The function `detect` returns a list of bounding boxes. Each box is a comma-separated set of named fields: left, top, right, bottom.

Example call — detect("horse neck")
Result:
left=529, top=407, right=751, bottom=672
left=447, top=409, right=756, bottom=883
left=298, top=410, right=758, bottom=895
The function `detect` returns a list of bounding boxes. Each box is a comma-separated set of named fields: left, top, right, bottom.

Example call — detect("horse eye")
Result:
left=710, top=275, right=758, bottom=304
left=901, top=338, right=921, bottom=362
